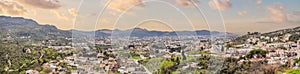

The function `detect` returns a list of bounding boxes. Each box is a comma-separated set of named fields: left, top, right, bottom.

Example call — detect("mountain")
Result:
left=0, top=16, right=236, bottom=39
left=95, top=28, right=236, bottom=37
left=0, top=16, right=71, bottom=41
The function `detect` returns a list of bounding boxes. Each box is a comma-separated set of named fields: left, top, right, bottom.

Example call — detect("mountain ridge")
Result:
left=0, top=16, right=236, bottom=38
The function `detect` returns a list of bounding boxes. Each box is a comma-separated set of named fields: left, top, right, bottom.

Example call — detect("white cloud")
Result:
left=0, top=0, right=27, bottom=15
left=107, top=0, right=144, bottom=13
left=266, top=5, right=287, bottom=23
left=292, top=11, right=300, bottom=16
left=53, top=10, right=69, bottom=21
left=209, top=0, right=232, bottom=11
left=257, top=0, right=262, bottom=5
left=17, top=0, right=61, bottom=9
left=176, top=0, right=199, bottom=7
left=238, top=10, right=247, bottom=16
left=68, top=8, right=78, bottom=16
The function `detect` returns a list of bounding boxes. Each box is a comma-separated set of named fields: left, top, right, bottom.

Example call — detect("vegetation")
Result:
left=289, top=34, right=300, bottom=42
left=129, top=50, right=141, bottom=60
left=0, top=41, right=74, bottom=73
left=0, top=31, right=2, bottom=39
left=199, top=50, right=212, bottom=54
left=141, top=57, right=163, bottom=71
left=245, top=49, right=269, bottom=58
left=285, top=69, right=300, bottom=74
left=155, top=56, right=181, bottom=74
left=225, top=44, right=234, bottom=49
left=294, top=58, right=300, bottom=65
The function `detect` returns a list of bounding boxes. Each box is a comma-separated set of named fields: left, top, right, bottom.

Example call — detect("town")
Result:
left=3, top=29, right=299, bottom=74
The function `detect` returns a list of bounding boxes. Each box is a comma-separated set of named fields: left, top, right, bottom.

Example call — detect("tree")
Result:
left=158, top=59, right=176, bottom=73
left=289, top=34, right=300, bottom=42
left=246, top=49, right=269, bottom=58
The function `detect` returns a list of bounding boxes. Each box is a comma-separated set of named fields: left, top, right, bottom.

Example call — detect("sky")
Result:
left=0, top=0, right=300, bottom=34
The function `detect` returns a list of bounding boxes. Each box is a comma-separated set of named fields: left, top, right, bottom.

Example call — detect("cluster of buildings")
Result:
left=20, top=32, right=300, bottom=73
left=66, top=36, right=212, bottom=73
left=226, top=33, right=300, bottom=68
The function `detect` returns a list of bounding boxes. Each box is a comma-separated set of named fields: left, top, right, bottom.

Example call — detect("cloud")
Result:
left=107, top=0, right=144, bottom=13
left=15, top=0, right=70, bottom=21
left=0, top=0, right=27, bottom=15
left=0, top=9, right=3, bottom=14
left=17, top=0, right=61, bottom=9
left=292, top=11, right=300, bottom=16
left=68, top=8, right=78, bottom=16
left=108, top=11, right=118, bottom=16
left=257, top=0, right=262, bottom=5
left=176, top=0, right=199, bottom=7
left=209, top=0, right=232, bottom=11
left=266, top=4, right=287, bottom=23
left=99, top=18, right=113, bottom=25
left=274, top=2, right=285, bottom=9
left=53, top=10, right=69, bottom=21
left=238, top=10, right=247, bottom=16
left=266, top=7, right=287, bottom=22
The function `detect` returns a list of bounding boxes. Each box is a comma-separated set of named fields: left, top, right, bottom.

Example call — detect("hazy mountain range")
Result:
left=72, top=28, right=237, bottom=37
left=0, top=16, right=236, bottom=39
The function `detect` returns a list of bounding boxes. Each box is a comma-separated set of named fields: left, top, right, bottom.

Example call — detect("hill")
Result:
left=0, top=16, right=71, bottom=41
left=232, top=26, right=300, bottom=44
left=0, top=16, right=236, bottom=39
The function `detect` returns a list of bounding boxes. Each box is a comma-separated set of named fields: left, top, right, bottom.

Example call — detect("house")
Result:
left=71, top=70, right=78, bottom=74
left=297, top=40, right=300, bottom=48
left=257, top=41, right=267, bottom=47
left=284, top=34, right=292, bottom=41
left=24, top=48, right=32, bottom=53
left=127, top=67, right=136, bottom=72
left=26, top=70, right=39, bottom=74
left=163, top=53, right=172, bottom=58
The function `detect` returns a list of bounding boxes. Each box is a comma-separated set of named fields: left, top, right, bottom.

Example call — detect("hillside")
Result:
left=232, top=26, right=300, bottom=44
left=0, top=16, right=71, bottom=40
